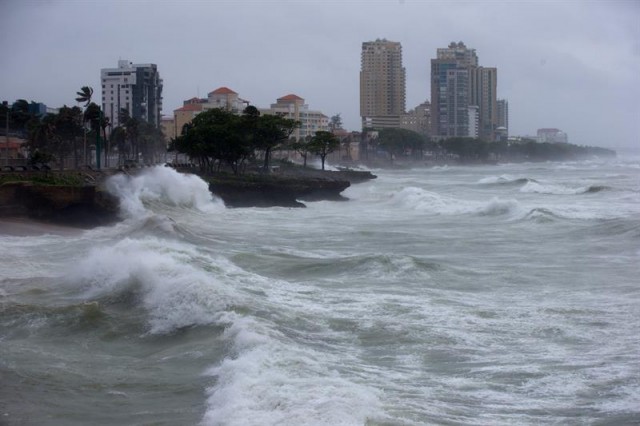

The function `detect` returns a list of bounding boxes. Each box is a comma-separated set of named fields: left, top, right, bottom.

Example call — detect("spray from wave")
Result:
left=389, top=187, right=521, bottom=218
left=105, top=166, right=225, bottom=219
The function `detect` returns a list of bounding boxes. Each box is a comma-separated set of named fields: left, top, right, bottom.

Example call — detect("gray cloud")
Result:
left=1, top=0, right=638, bottom=148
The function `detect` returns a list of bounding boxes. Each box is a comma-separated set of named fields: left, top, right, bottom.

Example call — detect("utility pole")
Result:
left=3, top=101, right=9, bottom=166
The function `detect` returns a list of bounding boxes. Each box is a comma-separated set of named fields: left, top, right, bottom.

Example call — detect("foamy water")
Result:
left=1, top=160, right=639, bottom=425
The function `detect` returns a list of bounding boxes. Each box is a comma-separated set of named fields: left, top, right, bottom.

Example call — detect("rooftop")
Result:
left=209, top=87, right=238, bottom=96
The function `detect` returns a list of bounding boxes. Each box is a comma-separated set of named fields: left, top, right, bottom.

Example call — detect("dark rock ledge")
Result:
left=0, top=167, right=376, bottom=227
left=0, top=181, right=120, bottom=228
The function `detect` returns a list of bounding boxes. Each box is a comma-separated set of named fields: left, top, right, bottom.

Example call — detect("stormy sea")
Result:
left=1, top=156, right=639, bottom=425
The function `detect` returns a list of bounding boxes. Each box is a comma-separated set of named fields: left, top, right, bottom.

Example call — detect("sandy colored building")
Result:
left=360, top=39, right=406, bottom=130
left=260, top=94, right=328, bottom=141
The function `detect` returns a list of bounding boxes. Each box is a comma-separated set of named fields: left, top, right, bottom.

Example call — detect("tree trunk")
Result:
left=262, top=147, right=271, bottom=173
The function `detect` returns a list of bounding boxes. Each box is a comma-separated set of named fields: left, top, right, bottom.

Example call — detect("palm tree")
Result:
left=75, top=86, right=93, bottom=107
left=75, top=86, right=93, bottom=166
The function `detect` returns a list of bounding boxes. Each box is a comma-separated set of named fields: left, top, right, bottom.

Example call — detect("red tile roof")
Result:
left=175, top=103, right=203, bottom=112
left=184, top=97, right=204, bottom=104
left=209, top=87, right=237, bottom=96
left=278, top=94, right=304, bottom=101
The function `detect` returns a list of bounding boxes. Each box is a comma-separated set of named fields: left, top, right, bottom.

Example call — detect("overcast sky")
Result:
left=1, top=0, right=638, bottom=149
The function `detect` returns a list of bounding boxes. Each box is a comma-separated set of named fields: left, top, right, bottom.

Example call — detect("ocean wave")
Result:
left=523, top=207, right=562, bottom=223
left=389, top=187, right=473, bottom=214
left=68, top=237, right=237, bottom=334
left=105, top=166, right=225, bottom=219
left=477, top=175, right=533, bottom=186
left=477, top=197, right=521, bottom=216
left=520, top=181, right=611, bottom=195
left=202, top=315, right=383, bottom=426
left=390, top=187, right=522, bottom=219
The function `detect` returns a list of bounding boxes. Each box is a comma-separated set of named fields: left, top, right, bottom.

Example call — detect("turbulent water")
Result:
left=1, top=158, right=639, bottom=425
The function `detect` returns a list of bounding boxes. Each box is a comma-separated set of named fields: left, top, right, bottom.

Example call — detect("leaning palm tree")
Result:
left=75, top=86, right=93, bottom=166
left=75, top=86, right=93, bottom=106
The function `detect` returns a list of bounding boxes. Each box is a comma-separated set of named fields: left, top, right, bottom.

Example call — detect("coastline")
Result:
left=0, top=166, right=377, bottom=230
left=0, top=216, right=85, bottom=237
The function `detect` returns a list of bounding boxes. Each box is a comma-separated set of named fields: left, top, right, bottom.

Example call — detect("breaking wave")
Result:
left=477, top=175, right=533, bottom=185
left=520, top=181, right=611, bottom=195
left=105, top=166, right=225, bottom=219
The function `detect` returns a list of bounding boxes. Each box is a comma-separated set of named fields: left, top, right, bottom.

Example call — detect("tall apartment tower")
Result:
left=471, top=66, right=498, bottom=140
left=431, top=42, right=497, bottom=140
left=431, top=42, right=477, bottom=138
left=360, top=39, right=406, bottom=130
left=497, top=99, right=509, bottom=134
left=101, top=60, right=163, bottom=132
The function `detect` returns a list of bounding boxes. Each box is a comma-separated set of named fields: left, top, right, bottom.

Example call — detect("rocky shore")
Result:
left=0, top=166, right=376, bottom=227
left=202, top=167, right=376, bottom=208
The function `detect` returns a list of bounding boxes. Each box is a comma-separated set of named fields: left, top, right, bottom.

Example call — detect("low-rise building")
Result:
left=537, top=128, right=568, bottom=144
left=400, top=101, right=431, bottom=137
left=259, top=94, right=328, bottom=141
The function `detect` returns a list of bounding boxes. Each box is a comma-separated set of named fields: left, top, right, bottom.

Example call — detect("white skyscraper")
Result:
left=101, top=60, right=163, bottom=132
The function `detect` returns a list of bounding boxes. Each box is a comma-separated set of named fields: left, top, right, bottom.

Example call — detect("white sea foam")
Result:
left=202, top=316, right=383, bottom=426
left=389, top=187, right=521, bottom=218
left=389, top=187, right=474, bottom=214
left=477, top=174, right=520, bottom=184
left=105, top=166, right=224, bottom=218
left=69, top=237, right=234, bottom=334
left=519, top=180, right=601, bottom=195
left=478, top=197, right=521, bottom=216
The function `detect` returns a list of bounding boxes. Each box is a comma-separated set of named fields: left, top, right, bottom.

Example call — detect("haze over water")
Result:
left=1, top=157, right=639, bottom=425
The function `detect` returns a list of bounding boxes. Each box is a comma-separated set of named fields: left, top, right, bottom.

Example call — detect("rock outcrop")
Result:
left=207, top=174, right=352, bottom=208
left=0, top=182, right=120, bottom=227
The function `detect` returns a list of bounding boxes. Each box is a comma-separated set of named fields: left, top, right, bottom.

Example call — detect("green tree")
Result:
left=307, top=130, right=340, bottom=170
left=110, top=126, right=127, bottom=165
left=255, top=114, right=299, bottom=172
left=439, top=137, right=488, bottom=162
left=174, top=108, right=249, bottom=174
left=27, top=114, right=55, bottom=159
left=118, top=108, right=139, bottom=161
left=377, top=128, right=425, bottom=161
left=75, top=86, right=93, bottom=166
left=54, top=105, right=83, bottom=168
left=289, top=135, right=311, bottom=167
left=329, top=113, right=343, bottom=131
left=11, top=99, right=32, bottom=136
left=75, top=86, right=93, bottom=107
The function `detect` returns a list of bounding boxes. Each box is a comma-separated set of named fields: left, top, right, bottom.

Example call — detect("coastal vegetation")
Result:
left=1, top=90, right=166, bottom=171
left=169, top=106, right=299, bottom=174
left=367, top=130, right=616, bottom=164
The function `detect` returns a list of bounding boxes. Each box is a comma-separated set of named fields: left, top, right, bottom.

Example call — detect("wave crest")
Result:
left=520, top=181, right=610, bottom=195
left=105, top=166, right=225, bottom=218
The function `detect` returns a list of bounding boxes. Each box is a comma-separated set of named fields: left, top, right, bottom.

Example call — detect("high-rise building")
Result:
left=471, top=67, right=498, bottom=140
left=101, top=60, right=163, bottom=132
left=431, top=42, right=476, bottom=138
left=430, top=42, right=498, bottom=140
left=497, top=99, right=509, bottom=134
left=360, top=39, right=406, bottom=130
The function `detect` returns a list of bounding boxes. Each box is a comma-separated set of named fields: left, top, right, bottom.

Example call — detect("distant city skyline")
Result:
left=1, top=1, right=638, bottom=148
